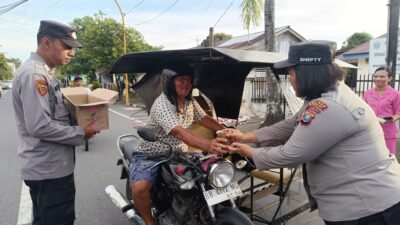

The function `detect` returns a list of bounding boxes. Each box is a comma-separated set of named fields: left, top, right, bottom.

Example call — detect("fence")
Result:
left=345, top=74, right=400, bottom=96
left=248, top=73, right=400, bottom=102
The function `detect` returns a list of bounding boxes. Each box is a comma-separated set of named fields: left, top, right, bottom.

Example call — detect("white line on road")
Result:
left=17, top=182, right=32, bottom=225
left=108, top=108, right=130, bottom=119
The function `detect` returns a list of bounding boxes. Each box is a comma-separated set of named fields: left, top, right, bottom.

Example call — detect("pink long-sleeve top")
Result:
left=363, top=86, right=400, bottom=138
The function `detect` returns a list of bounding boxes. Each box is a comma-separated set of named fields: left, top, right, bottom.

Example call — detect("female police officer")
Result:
left=225, top=41, right=400, bottom=224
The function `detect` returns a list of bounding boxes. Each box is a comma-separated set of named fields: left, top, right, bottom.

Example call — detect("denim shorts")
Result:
left=128, top=152, right=160, bottom=186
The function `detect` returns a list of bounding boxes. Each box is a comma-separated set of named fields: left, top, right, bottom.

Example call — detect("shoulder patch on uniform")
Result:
left=300, top=100, right=328, bottom=126
left=35, top=77, right=48, bottom=96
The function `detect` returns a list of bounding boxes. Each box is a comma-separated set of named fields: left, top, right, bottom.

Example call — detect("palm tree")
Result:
left=240, top=0, right=283, bottom=127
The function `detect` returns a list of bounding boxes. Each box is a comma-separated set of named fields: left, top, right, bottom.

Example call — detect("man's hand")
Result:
left=83, top=123, right=100, bottom=139
left=207, top=138, right=229, bottom=154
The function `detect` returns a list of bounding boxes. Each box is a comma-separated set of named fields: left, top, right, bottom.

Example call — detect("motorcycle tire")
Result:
left=214, top=208, right=253, bottom=225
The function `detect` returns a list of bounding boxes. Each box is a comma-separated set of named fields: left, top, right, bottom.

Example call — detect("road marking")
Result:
left=17, top=182, right=32, bottom=225
left=109, top=108, right=130, bottom=119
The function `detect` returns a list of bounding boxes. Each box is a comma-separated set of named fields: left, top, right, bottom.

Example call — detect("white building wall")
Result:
left=357, top=58, right=369, bottom=77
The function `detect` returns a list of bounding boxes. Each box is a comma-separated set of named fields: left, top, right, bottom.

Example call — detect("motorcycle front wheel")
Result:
left=214, top=208, right=253, bottom=225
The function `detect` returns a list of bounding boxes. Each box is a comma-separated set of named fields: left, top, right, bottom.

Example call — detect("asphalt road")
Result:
left=0, top=89, right=142, bottom=225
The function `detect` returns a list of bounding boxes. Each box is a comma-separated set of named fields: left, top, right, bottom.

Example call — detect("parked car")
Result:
left=3, top=80, right=12, bottom=89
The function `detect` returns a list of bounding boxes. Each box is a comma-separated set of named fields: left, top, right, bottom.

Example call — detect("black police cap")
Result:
left=274, top=40, right=337, bottom=69
left=38, top=20, right=82, bottom=48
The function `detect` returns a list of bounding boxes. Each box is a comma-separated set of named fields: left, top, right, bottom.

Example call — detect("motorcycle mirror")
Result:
left=137, top=128, right=157, bottom=142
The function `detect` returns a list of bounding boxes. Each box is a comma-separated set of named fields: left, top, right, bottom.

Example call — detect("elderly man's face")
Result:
left=174, top=75, right=192, bottom=98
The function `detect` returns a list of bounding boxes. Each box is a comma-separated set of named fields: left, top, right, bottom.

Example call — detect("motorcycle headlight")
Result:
left=208, top=160, right=235, bottom=188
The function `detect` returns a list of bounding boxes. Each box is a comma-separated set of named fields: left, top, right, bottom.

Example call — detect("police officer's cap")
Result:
left=38, top=20, right=82, bottom=48
left=274, top=40, right=337, bottom=69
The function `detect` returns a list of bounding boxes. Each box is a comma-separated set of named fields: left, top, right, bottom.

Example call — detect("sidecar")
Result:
left=110, top=47, right=356, bottom=224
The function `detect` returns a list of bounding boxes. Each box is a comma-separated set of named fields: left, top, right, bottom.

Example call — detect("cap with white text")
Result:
left=38, top=20, right=82, bottom=48
left=274, top=40, right=337, bottom=69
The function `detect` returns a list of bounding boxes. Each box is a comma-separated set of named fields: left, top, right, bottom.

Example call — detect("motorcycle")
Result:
left=105, top=127, right=253, bottom=225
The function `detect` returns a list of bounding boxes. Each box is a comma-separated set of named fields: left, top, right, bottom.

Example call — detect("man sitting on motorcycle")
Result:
left=129, top=64, right=228, bottom=225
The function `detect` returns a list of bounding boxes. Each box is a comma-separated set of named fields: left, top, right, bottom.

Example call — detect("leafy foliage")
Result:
left=59, top=11, right=162, bottom=77
left=240, top=0, right=264, bottom=32
left=213, top=32, right=233, bottom=42
left=341, top=32, right=373, bottom=51
left=0, top=53, right=12, bottom=80
left=6, top=57, right=21, bottom=69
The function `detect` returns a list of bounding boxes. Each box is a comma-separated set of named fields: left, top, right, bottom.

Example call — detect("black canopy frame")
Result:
left=110, top=47, right=285, bottom=119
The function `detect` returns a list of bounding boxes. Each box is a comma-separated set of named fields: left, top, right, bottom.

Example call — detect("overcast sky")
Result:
left=0, top=0, right=390, bottom=61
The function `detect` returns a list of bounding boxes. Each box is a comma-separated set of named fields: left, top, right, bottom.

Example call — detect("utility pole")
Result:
left=114, top=0, right=130, bottom=106
left=209, top=27, right=214, bottom=47
left=387, top=0, right=400, bottom=87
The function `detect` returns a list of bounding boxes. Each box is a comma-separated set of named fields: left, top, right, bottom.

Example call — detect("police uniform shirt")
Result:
left=251, top=81, right=400, bottom=221
left=137, top=93, right=206, bottom=156
left=12, top=52, right=85, bottom=181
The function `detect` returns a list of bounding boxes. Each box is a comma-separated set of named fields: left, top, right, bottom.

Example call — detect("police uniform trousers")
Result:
left=24, top=173, right=75, bottom=225
left=324, top=201, right=400, bottom=225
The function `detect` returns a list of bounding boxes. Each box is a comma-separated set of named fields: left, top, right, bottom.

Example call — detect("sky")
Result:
left=0, top=0, right=390, bottom=61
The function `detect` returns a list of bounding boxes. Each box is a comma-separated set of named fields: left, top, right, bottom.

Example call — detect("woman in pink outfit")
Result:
left=363, top=67, right=400, bottom=155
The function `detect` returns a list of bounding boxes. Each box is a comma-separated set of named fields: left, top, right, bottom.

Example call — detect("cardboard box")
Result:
left=61, top=87, right=118, bottom=130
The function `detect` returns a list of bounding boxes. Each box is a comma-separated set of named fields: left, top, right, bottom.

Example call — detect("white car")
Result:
left=3, top=80, right=12, bottom=89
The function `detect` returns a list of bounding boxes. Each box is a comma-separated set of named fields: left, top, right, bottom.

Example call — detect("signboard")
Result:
left=368, top=37, right=400, bottom=75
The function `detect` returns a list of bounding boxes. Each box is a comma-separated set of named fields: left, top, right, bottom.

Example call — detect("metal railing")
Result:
left=248, top=73, right=400, bottom=102
left=345, top=74, right=400, bottom=97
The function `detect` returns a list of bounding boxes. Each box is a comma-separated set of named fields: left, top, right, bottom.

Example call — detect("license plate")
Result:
left=203, top=182, right=242, bottom=206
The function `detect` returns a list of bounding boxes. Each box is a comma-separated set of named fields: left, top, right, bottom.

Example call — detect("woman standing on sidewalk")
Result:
left=363, top=67, right=400, bottom=155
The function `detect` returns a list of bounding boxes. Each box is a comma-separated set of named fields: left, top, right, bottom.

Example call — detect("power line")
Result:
left=126, top=0, right=145, bottom=15
left=0, top=33, right=32, bottom=43
left=213, top=0, right=235, bottom=28
left=135, top=0, right=180, bottom=26
left=31, top=0, right=64, bottom=20
left=202, top=0, right=216, bottom=14
left=0, top=18, right=36, bottom=31
left=0, top=0, right=28, bottom=15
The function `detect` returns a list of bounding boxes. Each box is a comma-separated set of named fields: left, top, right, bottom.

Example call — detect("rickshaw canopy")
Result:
left=110, top=47, right=356, bottom=119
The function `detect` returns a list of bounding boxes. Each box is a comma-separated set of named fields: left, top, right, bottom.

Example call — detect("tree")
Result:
left=7, top=57, right=21, bottom=69
left=0, top=53, right=12, bottom=80
left=341, top=32, right=373, bottom=51
left=213, top=32, right=233, bottom=42
left=200, top=32, right=232, bottom=47
left=59, top=11, right=162, bottom=78
left=241, top=0, right=283, bottom=128
left=240, top=0, right=263, bottom=33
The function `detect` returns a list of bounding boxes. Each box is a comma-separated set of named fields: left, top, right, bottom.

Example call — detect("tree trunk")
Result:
left=260, top=0, right=283, bottom=128
left=264, top=0, right=275, bottom=52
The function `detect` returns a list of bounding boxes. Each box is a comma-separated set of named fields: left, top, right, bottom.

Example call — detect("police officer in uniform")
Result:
left=12, top=20, right=99, bottom=225
left=225, top=41, right=400, bottom=224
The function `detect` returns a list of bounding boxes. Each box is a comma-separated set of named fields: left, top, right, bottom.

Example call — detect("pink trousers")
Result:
left=385, top=138, right=397, bottom=155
